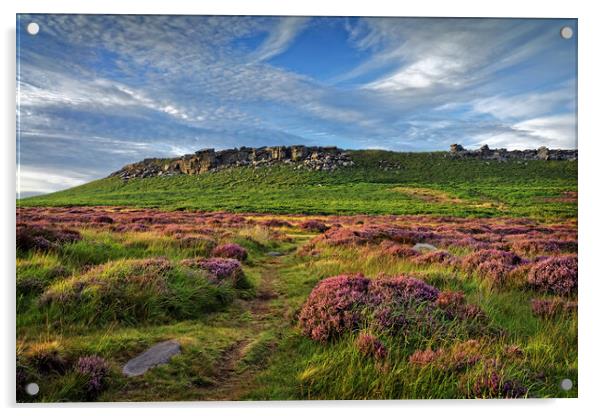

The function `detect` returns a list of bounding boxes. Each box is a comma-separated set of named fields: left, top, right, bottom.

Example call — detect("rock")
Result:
left=445, top=144, right=577, bottom=162
left=267, top=251, right=283, bottom=257
left=122, top=340, right=181, bottom=377
left=450, top=144, right=465, bottom=153
left=537, top=146, right=550, bottom=160
left=109, top=146, right=354, bottom=179
left=412, top=243, right=438, bottom=252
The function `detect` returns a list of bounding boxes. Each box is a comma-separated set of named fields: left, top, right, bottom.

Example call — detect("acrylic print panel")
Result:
left=16, top=14, right=577, bottom=402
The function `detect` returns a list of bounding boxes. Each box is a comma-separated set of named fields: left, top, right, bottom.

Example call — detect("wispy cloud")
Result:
left=16, top=15, right=577, bottom=194
left=251, top=17, right=309, bottom=62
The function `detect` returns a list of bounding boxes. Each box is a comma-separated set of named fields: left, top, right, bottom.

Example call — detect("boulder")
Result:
left=122, top=340, right=181, bottom=377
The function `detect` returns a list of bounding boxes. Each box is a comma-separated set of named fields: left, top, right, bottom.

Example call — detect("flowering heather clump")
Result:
left=462, top=249, right=523, bottom=271
left=195, top=258, right=244, bottom=285
left=299, top=274, right=440, bottom=342
left=412, top=250, right=457, bottom=266
left=369, top=275, right=440, bottom=304
left=262, top=219, right=292, bottom=228
left=212, top=243, right=248, bottom=261
left=75, top=355, right=110, bottom=397
left=470, top=368, right=527, bottom=398
left=435, top=291, right=466, bottom=319
left=17, top=225, right=81, bottom=252
left=92, top=215, right=114, bottom=224
left=435, top=291, right=486, bottom=321
left=356, top=333, right=388, bottom=360
left=475, top=260, right=513, bottom=286
left=298, top=274, right=370, bottom=342
left=528, top=255, right=577, bottom=295
left=444, top=340, right=483, bottom=371
left=379, top=240, right=419, bottom=258
left=317, top=227, right=362, bottom=246
left=300, top=220, right=329, bottom=233
left=531, top=298, right=577, bottom=318
left=409, top=348, right=442, bottom=367
left=511, top=239, right=577, bottom=256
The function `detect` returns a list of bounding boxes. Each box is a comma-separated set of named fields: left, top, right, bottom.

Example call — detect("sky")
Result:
left=16, top=15, right=577, bottom=196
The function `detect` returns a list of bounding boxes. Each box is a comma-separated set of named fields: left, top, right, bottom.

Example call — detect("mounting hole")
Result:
left=25, top=382, right=39, bottom=396
left=560, top=378, right=573, bottom=391
left=26, top=22, right=40, bottom=36
left=560, top=26, right=573, bottom=40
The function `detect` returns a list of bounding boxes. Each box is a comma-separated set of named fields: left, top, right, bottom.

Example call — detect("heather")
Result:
left=528, top=255, right=578, bottom=295
left=212, top=243, right=248, bottom=261
left=298, top=273, right=490, bottom=343
left=75, top=355, right=111, bottom=398
left=16, top=207, right=577, bottom=401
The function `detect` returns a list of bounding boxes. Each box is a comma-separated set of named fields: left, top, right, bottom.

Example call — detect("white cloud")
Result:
left=473, top=114, right=576, bottom=150
left=17, top=165, right=95, bottom=196
left=366, top=56, right=465, bottom=91
left=472, top=88, right=575, bottom=120
left=252, top=17, right=309, bottom=62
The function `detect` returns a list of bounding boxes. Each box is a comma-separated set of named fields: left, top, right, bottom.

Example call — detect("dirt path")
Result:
left=200, top=255, right=286, bottom=400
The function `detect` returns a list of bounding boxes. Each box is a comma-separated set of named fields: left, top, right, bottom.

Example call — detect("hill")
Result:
left=19, top=148, right=577, bottom=219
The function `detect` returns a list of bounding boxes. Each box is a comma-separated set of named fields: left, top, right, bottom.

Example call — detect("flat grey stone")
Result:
left=122, top=340, right=181, bottom=377
left=267, top=251, right=283, bottom=257
left=412, top=243, right=437, bottom=252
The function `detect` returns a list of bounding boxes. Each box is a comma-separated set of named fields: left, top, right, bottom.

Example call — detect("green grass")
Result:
left=18, top=151, right=577, bottom=219
left=16, top=229, right=577, bottom=401
left=15, top=149, right=577, bottom=401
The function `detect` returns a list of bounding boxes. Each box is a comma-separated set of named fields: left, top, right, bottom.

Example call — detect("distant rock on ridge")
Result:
left=110, top=145, right=354, bottom=180
left=448, top=144, right=577, bottom=161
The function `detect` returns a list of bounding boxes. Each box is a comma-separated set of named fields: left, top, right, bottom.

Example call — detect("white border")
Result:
left=2, top=1, right=601, bottom=415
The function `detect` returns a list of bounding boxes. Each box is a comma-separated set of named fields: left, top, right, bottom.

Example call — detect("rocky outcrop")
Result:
left=448, top=144, right=577, bottom=161
left=110, top=145, right=354, bottom=180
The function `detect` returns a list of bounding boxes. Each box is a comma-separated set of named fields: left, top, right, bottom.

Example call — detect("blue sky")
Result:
left=17, top=15, right=577, bottom=196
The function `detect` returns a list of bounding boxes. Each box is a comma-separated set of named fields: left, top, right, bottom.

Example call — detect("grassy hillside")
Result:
left=19, top=150, right=577, bottom=218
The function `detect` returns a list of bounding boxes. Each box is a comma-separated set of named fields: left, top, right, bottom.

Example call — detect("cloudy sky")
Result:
left=17, top=15, right=577, bottom=196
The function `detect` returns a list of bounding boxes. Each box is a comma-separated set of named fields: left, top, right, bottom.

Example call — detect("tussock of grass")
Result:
left=40, top=258, right=235, bottom=326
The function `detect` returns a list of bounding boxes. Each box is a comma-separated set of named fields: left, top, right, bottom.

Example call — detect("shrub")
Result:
left=409, top=348, right=441, bottom=367
left=299, top=220, right=329, bottom=233
left=262, top=219, right=292, bottom=228
left=475, top=260, right=513, bottom=286
left=531, top=298, right=577, bottom=318
left=298, top=274, right=440, bottom=342
left=379, top=240, right=419, bottom=258
left=75, top=355, right=110, bottom=398
left=443, top=340, right=483, bottom=371
left=469, top=368, right=527, bottom=398
left=212, top=243, right=248, bottom=261
left=356, top=333, right=387, bottom=360
left=17, top=225, right=81, bottom=252
left=409, top=340, right=482, bottom=372
left=182, top=257, right=245, bottom=287
left=511, top=239, right=577, bottom=256
left=412, top=250, right=457, bottom=266
left=41, top=257, right=233, bottom=325
left=528, top=255, right=577, bottom=295
left=298, top=274, right=370, bottom=342
left=462, top=249, right=522, bottom=271
left=92, top=215, right=114, bottom=224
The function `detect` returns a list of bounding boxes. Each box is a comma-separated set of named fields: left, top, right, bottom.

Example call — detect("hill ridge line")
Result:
left=108, top=144, right=577, bottom=180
